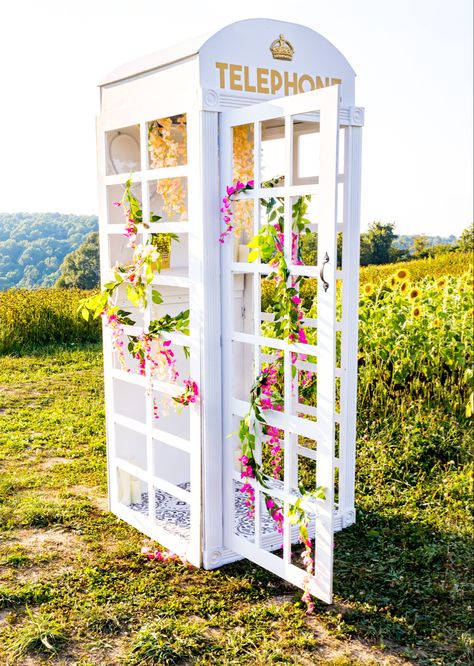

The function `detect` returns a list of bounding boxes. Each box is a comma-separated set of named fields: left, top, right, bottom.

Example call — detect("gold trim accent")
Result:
left=270, top=34, right=294, bottom=61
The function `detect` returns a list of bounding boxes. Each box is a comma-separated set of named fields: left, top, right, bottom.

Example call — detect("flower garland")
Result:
left=149, top=116, right=187, bottom=220
left=219, top=180, right=254, bottom=243
left=231, top=124, right=255, bottom=239
left=80, top=180, right=198, bottom=419
left=220, top=179, right=325, bottom=612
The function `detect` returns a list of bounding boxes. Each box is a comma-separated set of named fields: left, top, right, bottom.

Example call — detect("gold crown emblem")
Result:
left=270, top=34, right=294, bottom=61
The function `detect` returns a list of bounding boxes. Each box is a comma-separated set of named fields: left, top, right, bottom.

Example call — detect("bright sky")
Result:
left=1, top=0, right=472, bottom=236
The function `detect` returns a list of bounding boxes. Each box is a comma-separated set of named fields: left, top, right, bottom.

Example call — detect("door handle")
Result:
left=320, top=252, right=330, bottom=292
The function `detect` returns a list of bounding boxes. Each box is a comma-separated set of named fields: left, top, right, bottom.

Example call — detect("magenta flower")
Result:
left=298, top=328, right=308, bottom=344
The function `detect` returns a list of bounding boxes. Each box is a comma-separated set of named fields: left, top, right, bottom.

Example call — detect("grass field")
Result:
left=0, top=256, right=472, bottom=665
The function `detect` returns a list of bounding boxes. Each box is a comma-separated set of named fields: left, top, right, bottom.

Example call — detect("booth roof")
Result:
left=99, top=32, right=209, bottom=87
left=99, top=18, right=355, bottom=87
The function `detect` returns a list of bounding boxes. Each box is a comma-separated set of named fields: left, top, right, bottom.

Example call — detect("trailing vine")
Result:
left=220, top=178, right=325, bottom=612
left=80, top=179, right=198, bottom=418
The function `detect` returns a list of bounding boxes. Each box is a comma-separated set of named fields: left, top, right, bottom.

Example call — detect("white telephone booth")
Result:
left=97, top=18, right=363, bottom=604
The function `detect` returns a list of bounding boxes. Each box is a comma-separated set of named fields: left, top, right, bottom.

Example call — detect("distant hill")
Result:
left=0, top=213, right=463, bottom=290
left=0, top=213, right=98, bottom=290
left=394, top=234, right=458, bottom=253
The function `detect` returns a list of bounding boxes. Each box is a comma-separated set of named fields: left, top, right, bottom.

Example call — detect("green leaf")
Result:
left=152, top=290, right=163, bottom=304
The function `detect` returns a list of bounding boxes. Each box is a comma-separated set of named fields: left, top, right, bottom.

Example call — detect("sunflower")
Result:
left=396, top=268, right=409, bottom=281
left=412, top=306, right=423, bottom=318
left=387, top=275, right=397, bottom=289
left=409, top=287, right=420, bottom=300
left=433, top=318, right=441, bottom=327
left=363, top=283, right=374, bottom=296
left=400, top=281, right=409, bottom=294
left=436, top=277, right=447, bottom=289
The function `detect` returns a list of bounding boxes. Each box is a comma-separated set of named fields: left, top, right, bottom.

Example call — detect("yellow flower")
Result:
left=387, top=275, right=397, bottom=289
left=362, top=283, right=374, bottom=296
left=437, top=278, right=447, bottom=289
left=433, top=318, right=441, bottom=327
left=396, top=268, right=409, bottom=281
left=409, top=287, right=421, bottom=300
left=149, top=116, right=188, bottom=219
left=412, top=306, right=423, bottom=318
left=400, top=281, right=409, bottom=295
left=233, top=123, right=254, bottom=182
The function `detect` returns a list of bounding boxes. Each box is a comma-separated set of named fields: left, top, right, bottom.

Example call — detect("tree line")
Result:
left=0, top=213, right=472, bottom=290
left=0, top=212, right=97, bottom=290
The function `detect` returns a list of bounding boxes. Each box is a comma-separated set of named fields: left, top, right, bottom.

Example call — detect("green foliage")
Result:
left=10, top=607, right=67, bottom=656
left=0, top=288, right=101, bottom=355
left=55, top=231, right=100, bottom=289
left=458, top=222, right=474, bottom=252
left=410, top=233, right=430, bottom=259
left=124, top=617, right=211, bottom=665
left=0, top=212, right=97, bottom=290
left=360, top=221, right=399, bottom=265
left=395, top=232, right=458, bottom=253
left=0, top=493, right=93, bottom=531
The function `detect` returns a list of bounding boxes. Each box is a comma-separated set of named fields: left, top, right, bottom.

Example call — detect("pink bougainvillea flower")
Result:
left=113, top=201, right=121, bottom=207
left=298, top=328, right=308, bottom=344
left=260, top=396, right=272, bottom=410
left=226, top=186, right=236, bottom=196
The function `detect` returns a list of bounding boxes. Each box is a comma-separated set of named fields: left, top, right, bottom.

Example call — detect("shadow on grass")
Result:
left=221, top=509, right=473, bottom=665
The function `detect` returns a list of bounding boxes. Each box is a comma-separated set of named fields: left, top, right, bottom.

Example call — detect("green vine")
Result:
left=223, top=180, right=326, bottom=611
left=80, top=179, right=198, bottom=412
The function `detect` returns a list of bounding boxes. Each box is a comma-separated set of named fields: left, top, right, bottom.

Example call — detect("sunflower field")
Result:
left=0, top=288, right=101, bottom=355
left=358, top=267, right=473, bottom=417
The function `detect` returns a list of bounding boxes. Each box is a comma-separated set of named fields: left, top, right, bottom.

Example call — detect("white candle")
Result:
left=130, top=476, right=143, bottom=504
left=238, top=244, right=250, bottom=262
left=118, top=470, right=131, bottom=505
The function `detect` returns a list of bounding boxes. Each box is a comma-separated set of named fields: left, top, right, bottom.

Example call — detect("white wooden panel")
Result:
left=220, top=86, right=340, bottom=604
left=312, top=84, right=339, bottom=603
left=98, top=99, right=203, bottom=567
